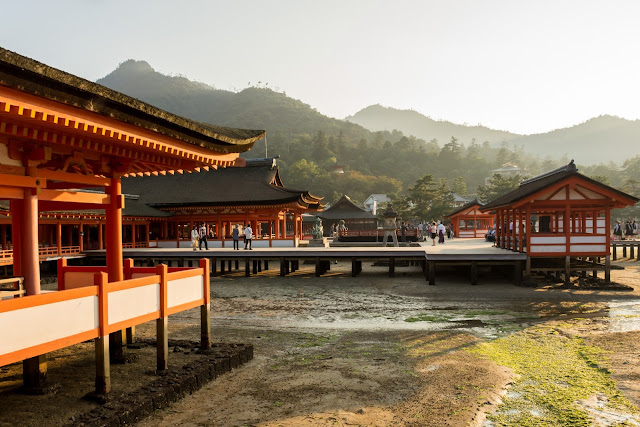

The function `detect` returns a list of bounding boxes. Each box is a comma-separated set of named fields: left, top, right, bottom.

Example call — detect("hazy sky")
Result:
left=2, top=1, right=639, bottom=134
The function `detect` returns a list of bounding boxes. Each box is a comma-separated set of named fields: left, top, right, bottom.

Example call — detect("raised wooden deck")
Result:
left=85, top=239, right=527, bottom=286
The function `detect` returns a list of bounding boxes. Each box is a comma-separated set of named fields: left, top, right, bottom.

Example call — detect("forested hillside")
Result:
left=346, top=104, right=518, bottom=146
left=97, top=60, right=639, bottom=219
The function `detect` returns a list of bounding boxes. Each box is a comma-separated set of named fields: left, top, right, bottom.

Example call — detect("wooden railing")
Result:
left=0, top=277, right=24, bottom=299
left=0, top=259, right=211, bottom=394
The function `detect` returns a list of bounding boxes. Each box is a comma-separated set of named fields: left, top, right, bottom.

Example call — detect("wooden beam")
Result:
left=30, top=168, right=110, bottom=187
left=0, top=173, right=44, bottom=189
left=39, top=189, right=110, bottom=205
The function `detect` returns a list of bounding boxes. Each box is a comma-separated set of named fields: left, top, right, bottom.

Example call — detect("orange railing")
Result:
left=0, top=259, right=211, bottom=393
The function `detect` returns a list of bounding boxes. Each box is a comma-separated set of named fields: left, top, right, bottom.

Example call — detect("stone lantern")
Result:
left=381, top=204, right=399, bottom=247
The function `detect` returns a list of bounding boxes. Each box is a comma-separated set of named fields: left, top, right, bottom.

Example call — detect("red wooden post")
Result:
left=56, top=221, right=62, bottom=256
left=57, top=258, right=67, bottom=291
left=95, top=271, right=110, bottom=394
left=199, top=258, right=211, bottom=350
left=156, top=264, right=169, bottom=371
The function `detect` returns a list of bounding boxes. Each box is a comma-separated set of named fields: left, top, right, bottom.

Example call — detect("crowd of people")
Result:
left=612, top=219, right=638, bottom=240
left=415, top=220, right=454, bottom=246
left=190, top=222, right=254, bottom=250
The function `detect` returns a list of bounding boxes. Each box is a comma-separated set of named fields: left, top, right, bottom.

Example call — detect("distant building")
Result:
left=317, top=195, right=378, bottom=233
left=331, top=164, right=345, bottom=174
left=485, top=163, right=527, bottom=185
left=363, top=194, right=391, bottom=214
left=452, top=193, right=472, bottom=208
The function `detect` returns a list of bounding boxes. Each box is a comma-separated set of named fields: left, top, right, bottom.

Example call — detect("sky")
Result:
left=1, top=0, right=639, bottom=135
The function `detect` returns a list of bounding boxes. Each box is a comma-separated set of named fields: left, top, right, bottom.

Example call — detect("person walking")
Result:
left=613, top=221, right=623, bottom=240
left=624, top=220, right=634, bottom=239
left=198, top=222, right=208, bottom=250
left=437, top=221, right=446, bottom=244
left=190, top=225, right=200, bottom=251
left=232, top=224, right=240, bottom=250
left=430, top=222, right=437, bottom=246
left=244, top=223, right=253, bottom=250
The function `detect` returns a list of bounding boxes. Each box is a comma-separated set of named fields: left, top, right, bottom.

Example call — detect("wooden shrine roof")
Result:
left=445, top=199, right=485, bottom=218
left=120, top=158, right=324, bottom=210
left=0, top=47, right=265, bottom=154
left=317, top=195, right=377, bottom=220
left=481, top=160, right=639, bottom=211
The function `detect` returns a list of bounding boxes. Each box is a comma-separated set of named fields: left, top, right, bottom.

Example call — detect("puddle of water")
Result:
left=608, top=301, right=640, bottom=332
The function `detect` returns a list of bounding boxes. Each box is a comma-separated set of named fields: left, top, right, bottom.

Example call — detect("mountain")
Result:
left=345, top=104, right=519, bottom=145
left=502, top=115, right=640, bottom=165
left=97, top=60, right=369, bottom=141
left=346, top=105, right=640, bottom=165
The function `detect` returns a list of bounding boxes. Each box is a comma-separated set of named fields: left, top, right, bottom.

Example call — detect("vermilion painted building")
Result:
left=480, top=161, right=639, bottom=281
left=0, top=47, right=263, bottom=393
left=445, top=199, right=494, bottom=238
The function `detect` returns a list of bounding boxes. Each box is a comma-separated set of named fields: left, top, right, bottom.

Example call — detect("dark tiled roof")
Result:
left=123, top=197, right=172, bottom=218
left=445, top=199, right=482, bottom=218
left=121, top=159, right=323, bottom=209
left=481, top=161, right=639, bottom=211
left=0, top=47, right=265, bottom=153
left=317, top=195, right=377, bottom=220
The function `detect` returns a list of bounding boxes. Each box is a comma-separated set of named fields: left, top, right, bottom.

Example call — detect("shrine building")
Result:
left=120, top=157, right=325, bottom=247
left=0, top=47, right=263, bottom=393
left=445, top=199, right=494, bottom=239
left=480, top=161, right=639, bottom=281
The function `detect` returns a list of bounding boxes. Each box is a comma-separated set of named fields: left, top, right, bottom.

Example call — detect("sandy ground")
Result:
left=1, top=258, right=640, bottom=426
left=141, top=260, right=640, bottom=426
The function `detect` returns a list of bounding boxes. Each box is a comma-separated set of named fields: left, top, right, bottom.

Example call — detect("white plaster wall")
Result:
left=0, top=296, right=98, bottom=354
left=529, top=245, right=566, bottom=253
left=531, top=236, right=566, bottom=244
left=571, top=236, right=607, bottom=244
left=167, top=276, right=203, bottom=308
left=570, top=245, right=606, bottom=253
left=108, top=284, right=160, bottom=325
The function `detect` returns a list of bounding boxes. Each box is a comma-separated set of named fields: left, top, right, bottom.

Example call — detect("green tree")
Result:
left=476, top=173, right=522, bottom=203
left=451, top=176, right=467, bottom=197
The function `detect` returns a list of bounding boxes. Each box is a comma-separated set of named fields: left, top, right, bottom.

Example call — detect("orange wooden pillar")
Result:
left=106, top=176, right=126, bottom=362
left=56, top=222, right=62, bottom=256
left=21, top=188, right=48, bottom=390
left=98, top=222, right=104, bottom=250
left=78, top=222, right=84, bottom=252
left=145, top=222, right=150, bottom=247
left=275, top=217, right=281, bottom=240
left=131, top=223, right=136, bottom=248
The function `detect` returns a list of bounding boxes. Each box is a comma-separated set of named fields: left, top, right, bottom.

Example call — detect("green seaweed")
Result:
left=472, top=326, right=640, bottom=426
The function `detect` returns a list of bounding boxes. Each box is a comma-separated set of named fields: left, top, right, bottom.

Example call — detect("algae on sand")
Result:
left=472, top=322, right=640, bottom=426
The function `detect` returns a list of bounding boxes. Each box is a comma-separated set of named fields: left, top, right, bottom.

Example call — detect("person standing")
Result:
left=190, top=225, right=200, bottom=251
left=431, top=222, right=437, bottom=246
left=632, top=219, right=639, bottom=240
left=418, top=221, right=424, bottom=241
left=244, top=223, right=253, bottom=250
left=437, top=221, right=446, bottom=244
left=400, top=222, right=407, bottom=243
left=199, top=222, right=208, bottom=250
left=232, top=224, right=240, bottom=250
left=613, top=221, right=623, bottom=240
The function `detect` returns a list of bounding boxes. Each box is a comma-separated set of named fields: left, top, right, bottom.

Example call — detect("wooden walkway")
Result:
left=85, top=239, right=527, bottom=286
left=611, top=241, right=640, bottom=261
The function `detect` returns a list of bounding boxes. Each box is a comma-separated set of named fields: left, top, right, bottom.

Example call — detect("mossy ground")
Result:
left=472, top=320, right=640, bottom=426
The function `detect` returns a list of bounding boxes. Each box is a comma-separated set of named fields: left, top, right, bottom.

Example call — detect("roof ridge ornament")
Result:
left=520, top=160, right=578, bottom=186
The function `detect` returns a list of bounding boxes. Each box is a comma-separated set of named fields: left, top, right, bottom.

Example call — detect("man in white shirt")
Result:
left=244, top=224, right=253, bottom=250
left=437, top=222, right=446, bottom=244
